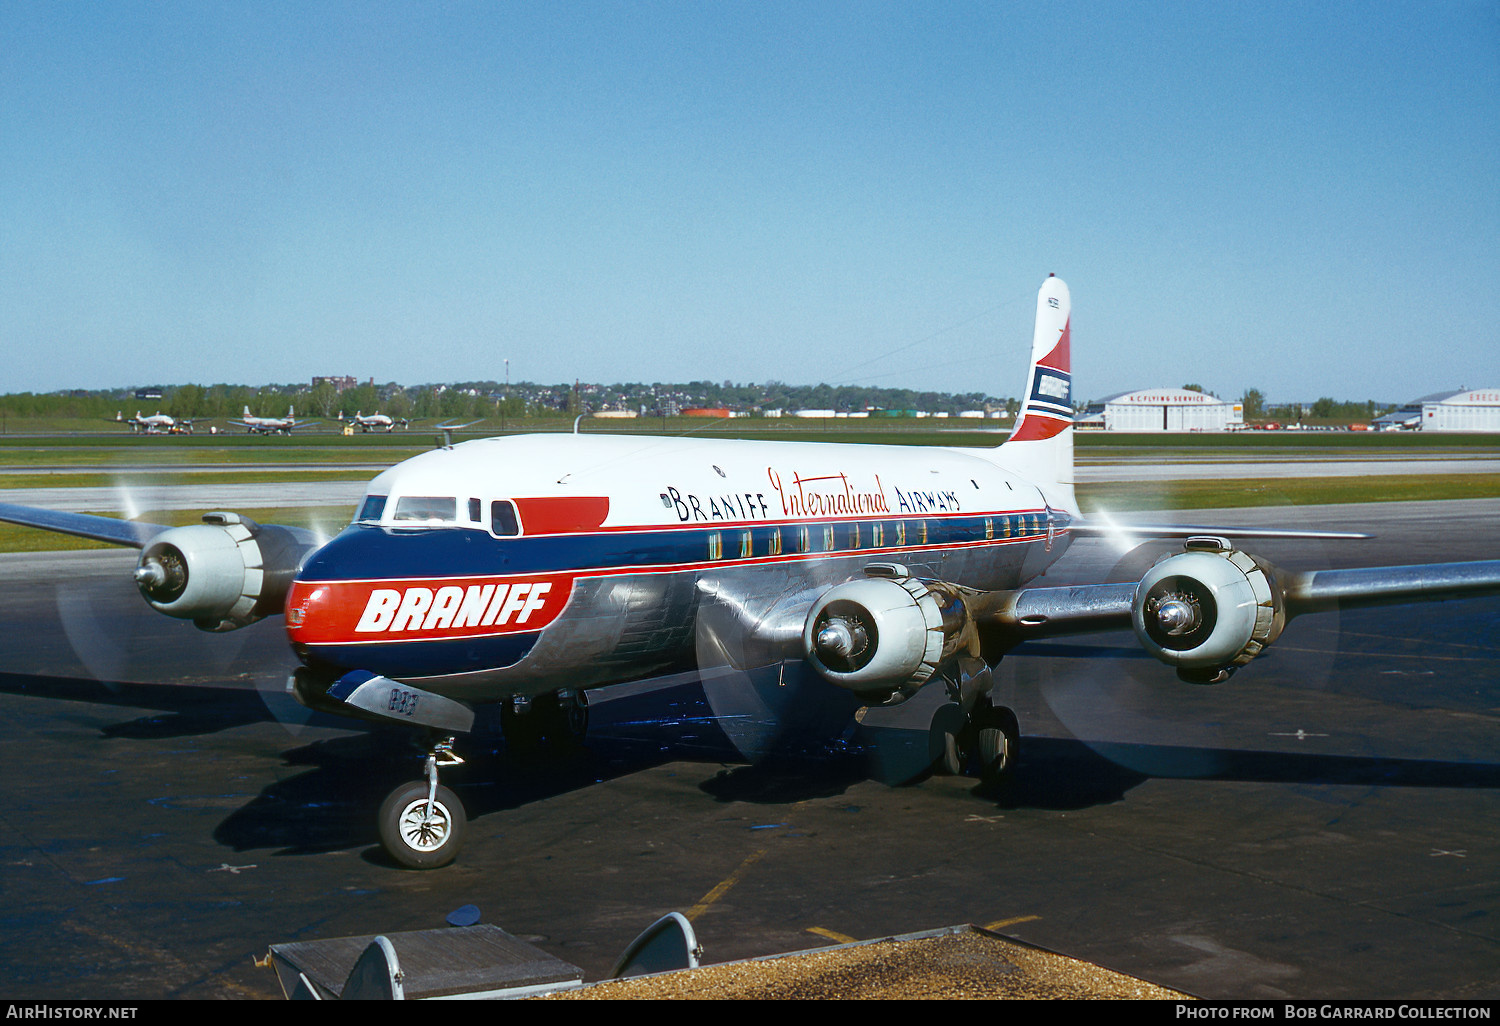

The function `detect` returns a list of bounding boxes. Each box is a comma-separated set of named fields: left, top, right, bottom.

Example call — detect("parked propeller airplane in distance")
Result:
left=115, top=410, right=194, bottom=435
left=342, top=411, right=410, bottom=433
left=231, top=406, right=316, bottom=435
left=5, top=275, right=1499, bottom=869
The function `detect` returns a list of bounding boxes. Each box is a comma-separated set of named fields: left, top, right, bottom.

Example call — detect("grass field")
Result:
left=0, top=427, right=1493, bottom=553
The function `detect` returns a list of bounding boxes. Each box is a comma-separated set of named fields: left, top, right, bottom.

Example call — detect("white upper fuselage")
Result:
left=360, top=432, right=1068, bottom=530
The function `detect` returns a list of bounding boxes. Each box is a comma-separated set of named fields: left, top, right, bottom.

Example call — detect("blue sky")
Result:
left=3, top=1, right=1496, bottom=404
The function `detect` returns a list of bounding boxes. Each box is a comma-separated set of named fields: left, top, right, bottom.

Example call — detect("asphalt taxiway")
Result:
left=0, top=499, right=1495, bottom=1000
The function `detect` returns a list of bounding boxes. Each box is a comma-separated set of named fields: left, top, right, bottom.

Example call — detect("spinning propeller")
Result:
left=693, top=560, right=862, bottom=765
left=46, top=474, right=329, bottom=733
left=988, top=495, right=1349, bottom=783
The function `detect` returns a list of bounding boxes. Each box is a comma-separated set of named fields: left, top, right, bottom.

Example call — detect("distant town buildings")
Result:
left=312, top=376, right=364, bottom=392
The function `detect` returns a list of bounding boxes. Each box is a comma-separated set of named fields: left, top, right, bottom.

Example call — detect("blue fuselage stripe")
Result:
left=296, top=510, right=1071, bottom=583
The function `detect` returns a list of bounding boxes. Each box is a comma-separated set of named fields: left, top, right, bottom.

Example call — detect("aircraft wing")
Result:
left=967, top=551, right=1500, bottom=684
left=0, top=501, right=324, bottom=631
left=975, top=559, right=1500, bottom=641
left=0, top=503, right=171, bottom=548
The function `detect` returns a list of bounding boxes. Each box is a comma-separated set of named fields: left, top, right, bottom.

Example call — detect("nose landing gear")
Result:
left=377, top=738, right=467, bottom=869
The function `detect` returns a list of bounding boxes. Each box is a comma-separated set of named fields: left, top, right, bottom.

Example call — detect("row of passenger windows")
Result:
left=357, top=495, right=520, bottom=536
left=356, top=496, right=1047, bottom=553
left=703, top=514, right=1046, bottom=560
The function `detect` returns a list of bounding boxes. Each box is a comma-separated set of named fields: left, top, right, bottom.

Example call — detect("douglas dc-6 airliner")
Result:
left=4, top=276, right=1498, bottom=868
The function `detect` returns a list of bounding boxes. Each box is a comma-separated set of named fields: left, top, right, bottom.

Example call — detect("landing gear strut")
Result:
left=377, top=737, right=467, bottom=869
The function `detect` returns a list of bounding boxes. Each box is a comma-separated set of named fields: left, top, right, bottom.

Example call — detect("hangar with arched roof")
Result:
left=1075, top=388, right=1243, bottom=432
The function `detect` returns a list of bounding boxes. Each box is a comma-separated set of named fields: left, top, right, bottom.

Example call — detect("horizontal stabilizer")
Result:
left=1067, top=521, right=1368, bottom=541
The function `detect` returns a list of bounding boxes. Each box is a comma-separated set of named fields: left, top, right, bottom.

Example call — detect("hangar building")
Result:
left=1076, top=389, right=1244, bottom=432
left=1372, top=389, right=1500, bottom=432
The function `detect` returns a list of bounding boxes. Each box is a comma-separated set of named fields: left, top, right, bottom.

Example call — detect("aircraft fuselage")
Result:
left=283, top=432, right=1074, bottom=702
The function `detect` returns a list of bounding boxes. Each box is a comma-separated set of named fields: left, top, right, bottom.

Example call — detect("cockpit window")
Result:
left=357, top=495, right=387, bottom=523
left=392, top=496, right=458, bottom=523
left=491, top=500, right=520, bottom=536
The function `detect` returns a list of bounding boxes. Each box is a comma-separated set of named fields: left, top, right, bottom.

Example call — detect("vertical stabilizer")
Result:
left=994, top=275, right=1074, bottom=508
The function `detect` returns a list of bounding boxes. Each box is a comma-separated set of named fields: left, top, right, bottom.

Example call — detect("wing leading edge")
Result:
left=0, top=502, right=171, bottom=549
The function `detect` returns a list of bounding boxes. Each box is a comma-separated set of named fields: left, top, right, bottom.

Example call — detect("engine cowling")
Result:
left=803, top=569, right=974, bottom=694
left=133, top=513, right=316, bottom=631
left=1131, top=537, right=1286, bottom=684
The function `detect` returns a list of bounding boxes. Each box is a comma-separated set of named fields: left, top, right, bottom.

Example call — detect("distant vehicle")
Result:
left=230, top=406, right=317, bottom=435
left=115, top=411, right=193, bottom=435
left=342, top=411, right=410, bottom=433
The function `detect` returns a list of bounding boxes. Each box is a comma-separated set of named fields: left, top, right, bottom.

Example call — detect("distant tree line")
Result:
left=0, top=380, right=1015, bottom=421
left=0, top=380, right=1395, bottom=424
left=1238, top=387, right=1392, bottom=423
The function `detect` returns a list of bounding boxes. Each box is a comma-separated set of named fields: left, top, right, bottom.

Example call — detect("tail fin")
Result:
left=993, top=275, right=1074, bottom=508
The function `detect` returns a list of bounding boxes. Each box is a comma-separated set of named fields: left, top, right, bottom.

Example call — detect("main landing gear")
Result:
left=378, top=737, right=466, bottom=869
left=938, top=699, right=1020, bottom=786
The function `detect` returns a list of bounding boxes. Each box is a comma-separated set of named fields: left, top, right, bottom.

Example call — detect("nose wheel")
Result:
left=377, top=739, right=467, bottom=869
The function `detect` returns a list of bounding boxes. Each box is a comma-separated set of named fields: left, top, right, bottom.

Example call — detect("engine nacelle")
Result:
left=133, top=513, right=314, bottom=631
left=1132, top=537, right=1286, bottom=684
left=803, top=570, right=973, bottom=693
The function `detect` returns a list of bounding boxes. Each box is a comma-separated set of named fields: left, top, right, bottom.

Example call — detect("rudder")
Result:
left=994, top=275, right=1074, bottom=505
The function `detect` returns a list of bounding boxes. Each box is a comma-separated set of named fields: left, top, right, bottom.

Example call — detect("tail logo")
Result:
left=1009, top=316, right=1074, bottom=442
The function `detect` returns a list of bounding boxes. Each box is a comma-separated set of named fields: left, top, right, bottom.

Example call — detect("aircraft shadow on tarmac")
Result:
left=0, top=670, right=304, bottom=738
left=7, top=670, right=1500, bottom=864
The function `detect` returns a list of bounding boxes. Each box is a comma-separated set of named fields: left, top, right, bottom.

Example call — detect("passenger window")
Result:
left=393, top=496, right=456, bottom=523
left=491, top=500, right=520, bottom=536
left=468, top=498, right=481, bottom=522
left=708, top=531, right=723, bottom=560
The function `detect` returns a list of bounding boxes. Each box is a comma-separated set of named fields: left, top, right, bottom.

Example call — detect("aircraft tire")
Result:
left=378, top=781, right=466, bottom=870
left=975, top=705, right=1020, bottom=785
left=938, top=730, right=964, bottom=776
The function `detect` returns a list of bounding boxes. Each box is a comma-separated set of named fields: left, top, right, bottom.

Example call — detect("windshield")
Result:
left=391, top=495, right=458, bottom=523
left=356, top=495, right=387, bottom=523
